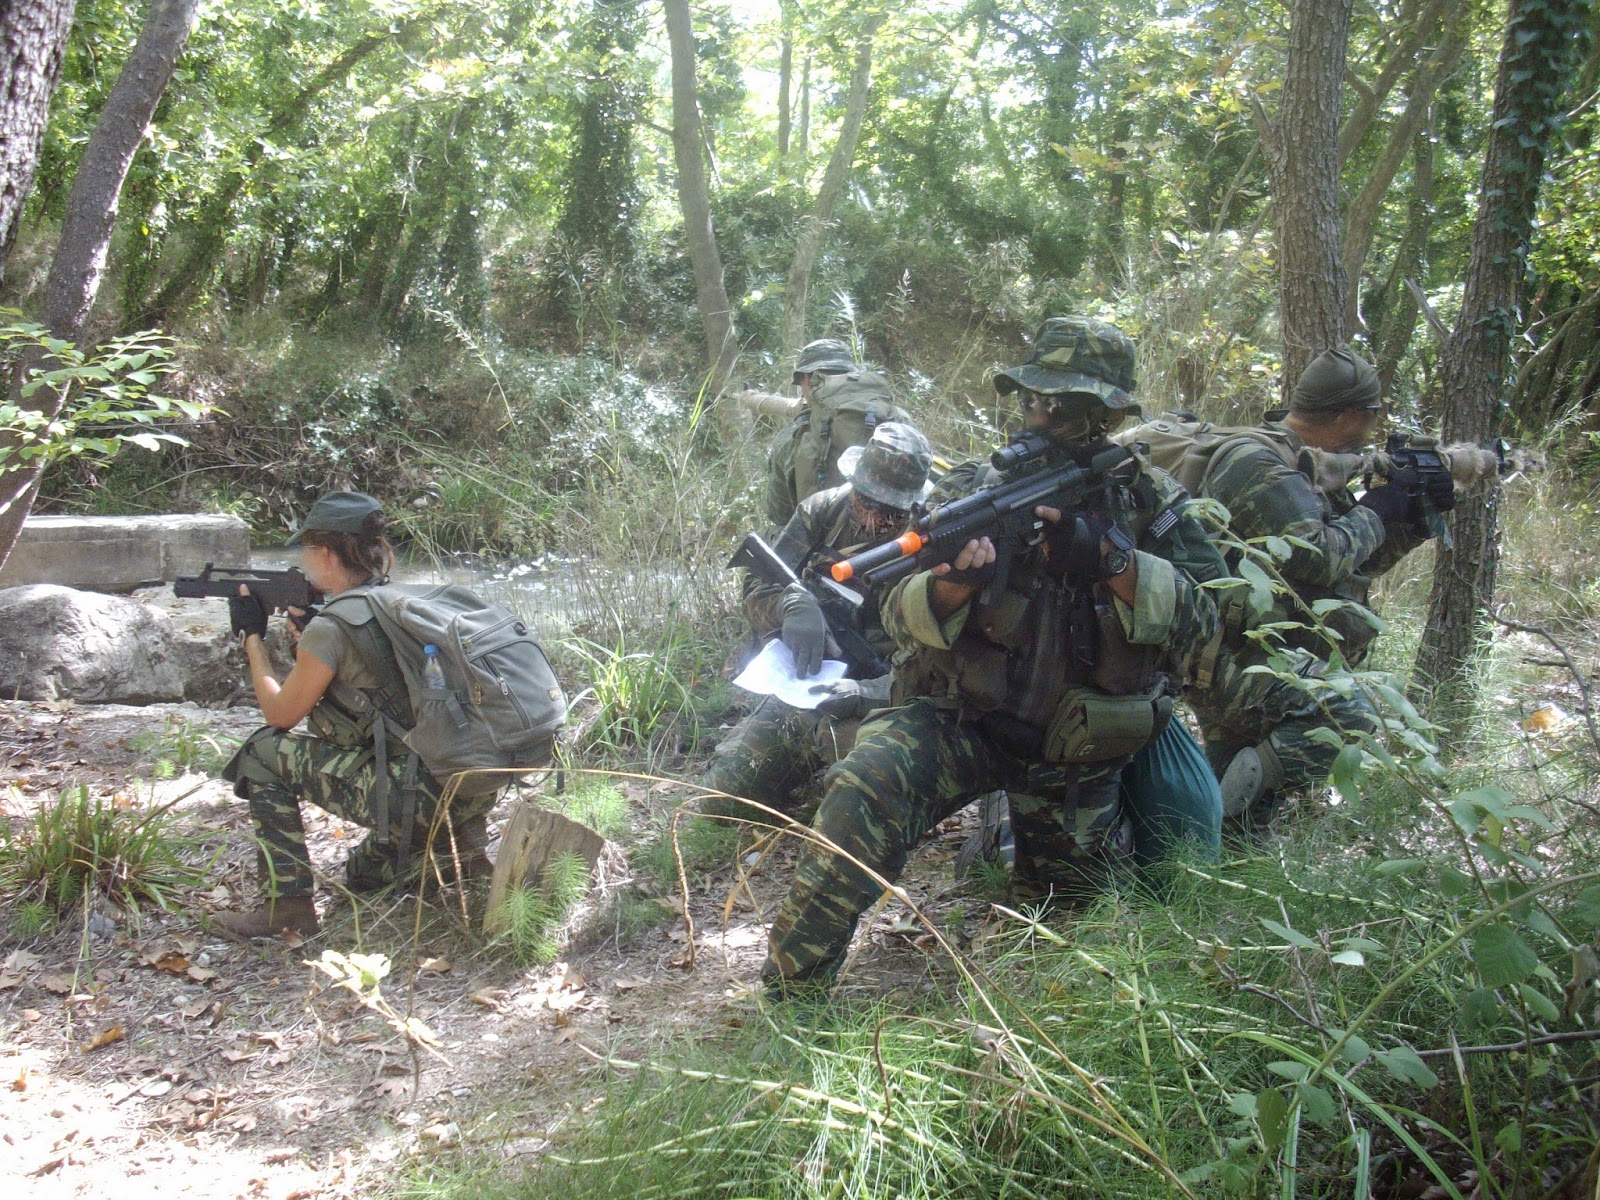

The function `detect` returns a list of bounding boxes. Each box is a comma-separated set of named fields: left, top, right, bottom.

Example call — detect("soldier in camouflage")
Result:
left=211, top=492, right=495, bottom=939
left=707, top=423, right=934, bottom=820
left=762, top=317, right=1230, bottom=994
left=1192, top=346, right=1438, bottom=823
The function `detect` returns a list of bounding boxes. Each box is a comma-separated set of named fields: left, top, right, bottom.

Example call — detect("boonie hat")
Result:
left=993, top=316, right=1138, bottom=409
left=793, top=337, right=859, bottom=383
left=286, top=490, right=383, bottom=546
left=837, top=422, right=934, bottom=511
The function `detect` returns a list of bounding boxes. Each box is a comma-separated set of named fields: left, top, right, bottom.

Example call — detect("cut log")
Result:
left=483, top=801, right=607, bottom=935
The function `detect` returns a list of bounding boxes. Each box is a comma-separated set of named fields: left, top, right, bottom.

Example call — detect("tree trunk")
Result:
left=1413, top=0, right=1592, bottom=722
left=798, top=54, right=811, bottom=163
left=781, top=16, right=882, bottom=354
left=0, top=0, right=200, bottom=576
left=1336, top=0, right=1444, bottom=164
left=0, top=0, right=79, bottom=277
left=663, top=0, right=738, bottom=398
left=777, top=0, right=793, bottom=158
left=43, top=0, right=201, bottom=343
left=1341, top=16, right=1463, bottom=333
left=1268, top=0, right=1354, bottom=396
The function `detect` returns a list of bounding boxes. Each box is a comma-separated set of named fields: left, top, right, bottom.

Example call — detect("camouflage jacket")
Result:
left=1204, top=423, right=1427, bottom=657
left=744, top=483, right=897, bottom=665
left=882, top=446, right=1228, bottom=732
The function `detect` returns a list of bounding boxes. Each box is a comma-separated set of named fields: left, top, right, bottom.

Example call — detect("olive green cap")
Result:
left=792, top=338, right=859, bottom=383
left=837, top=422, right=934, bottom=511
left=993, top=316, right=1137, bottom=409
left=286, top=490, right=383, bottom=546
left=1291, top=346, right=1382, bottom=413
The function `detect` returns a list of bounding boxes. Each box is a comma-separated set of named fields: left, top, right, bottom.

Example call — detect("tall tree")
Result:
left=1413, top=0, right=1592, bottom=719
left=0, top=0, right=202, bottom=575
left=1258, top=0, right=1354, bottom=392
left=0, top=0, right=79, bottom=277
left=663, top=0, right=737, bottom=398
left=781, top=14, right=883, bottom=355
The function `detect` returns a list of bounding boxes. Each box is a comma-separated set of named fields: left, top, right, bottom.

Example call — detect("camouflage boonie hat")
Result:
left=837, top=422, right=934, bottom=511
left=286, top=490, right=383, bottom=546
left=793, top=337, right=859, bottom=382
left=993, top=316, right=1137, bottom=409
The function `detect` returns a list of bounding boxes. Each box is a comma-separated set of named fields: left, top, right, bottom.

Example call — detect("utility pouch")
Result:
left=1043, top=682, right=1173, bottom=764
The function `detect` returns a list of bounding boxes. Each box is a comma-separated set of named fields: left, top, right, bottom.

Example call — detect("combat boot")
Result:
left=211, top=895, right=319, bottom=940
left=1219, top=741, right=1286, bottom=820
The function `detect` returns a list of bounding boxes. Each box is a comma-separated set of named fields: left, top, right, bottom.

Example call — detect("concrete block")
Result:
left=0, top=514, right=253, bottom=594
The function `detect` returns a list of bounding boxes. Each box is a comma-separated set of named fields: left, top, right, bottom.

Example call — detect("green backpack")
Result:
left=1116, top=414, right=1300, bottom=497
left=320, top=583, right=567, bottom=800
left=768, top=370, right=910, bottom=525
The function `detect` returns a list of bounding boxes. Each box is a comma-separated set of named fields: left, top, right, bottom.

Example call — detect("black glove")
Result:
left=229, top=593, right=268, bottom=640
left=1423, top=470, right=1457, bottom=514
left=779, top=582, right=829, bottom=679
left=287, top=603, right=321, bottom=633
left=1044, top=513, right=1115, bottom=581
left=1357, top=483, right=1416, bottom=531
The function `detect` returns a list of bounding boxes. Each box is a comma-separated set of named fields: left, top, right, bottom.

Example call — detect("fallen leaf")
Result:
left=22, top=1009, right=42, bottom=1021
left=83, top=1025, right=125, bottom=1053
left=613, top=976, right=652, bottom=991
left=178, top=996, right=211, bottom=1019
left=229, top=1113, right=257, bottom=1132
left=470, top=988, right=508, bottom=1010
left=3, top=949, right=41, bottom=971
left=186, top=965, right=218, bottom=983
left=140, top=1079, right=174, bottom=1098
left=148, top=952, right=190, bottom=975
left=11, top=1067, right=26, bottom=1092
left=1522, top=703, right=1567, bottom=733
left=253, top=1031, right=286, bottom=1050
left=421, top=1121, right=461, bottom=1147
left=417, top=956, right=452, bottom=974
left=552, top=1010, right=571, bottom=1028
left=375, top=1078, right=410, bottom=1099
left=279, top=929, right=305, bottom=948
left=222, top=1048, right=256, bottom=1062
left=0, top=973, right=22, bottom=991
left=40, top=973, right=75, bottom=994
left=559, top=965, right=586, bottom=990
left=885, top=913, right=921, bottom=935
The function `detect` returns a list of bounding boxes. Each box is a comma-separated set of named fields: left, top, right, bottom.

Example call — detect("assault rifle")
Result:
left=829, top=434, right=1139, bottom=603
left=173, top=564, right=324, bottom=625
left=728, top=533, right=890, bottom=679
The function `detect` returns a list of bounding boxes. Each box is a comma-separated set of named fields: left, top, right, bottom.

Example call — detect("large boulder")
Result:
left=0, top=585, right=186, bottom=704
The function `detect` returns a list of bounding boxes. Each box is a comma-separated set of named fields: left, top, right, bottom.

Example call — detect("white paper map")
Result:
left=731, top=639, right=848, bottom=710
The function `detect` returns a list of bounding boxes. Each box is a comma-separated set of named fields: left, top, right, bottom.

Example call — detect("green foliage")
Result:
left=544, top=777, right=630, bottom=842
left=0, top=316, right=205, bottom=489
left=0, top=784, right=204, bottom=916
left=563, top=630, right=699, bottom=757
left=489, top=852, right=591, bottom=966
left=126, top=713, right=236, bottom=778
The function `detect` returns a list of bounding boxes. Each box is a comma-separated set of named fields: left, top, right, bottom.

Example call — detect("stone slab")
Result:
left=0, top=514, right=252, bottom=593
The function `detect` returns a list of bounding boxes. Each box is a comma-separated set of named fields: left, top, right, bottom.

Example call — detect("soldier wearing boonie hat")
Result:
left=704, top=420, right=938, bottom=826
left=760, top=316, right=1233, bottom=998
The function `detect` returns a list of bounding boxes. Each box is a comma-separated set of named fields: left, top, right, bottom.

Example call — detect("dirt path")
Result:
left=0, top=700, right=985, bottom=1199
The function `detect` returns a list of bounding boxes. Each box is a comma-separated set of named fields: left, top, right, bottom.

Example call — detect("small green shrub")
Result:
left=0, top=784, right=203, bottom=914
left=127, top=713, right=235, bottom=777
left=546, top=778, right=631, bottom=842
left=489, top=852, right=590, bottom=966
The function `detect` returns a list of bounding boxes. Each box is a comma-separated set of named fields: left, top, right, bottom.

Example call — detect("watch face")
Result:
left=1103, top=549, right=1131, bottom=578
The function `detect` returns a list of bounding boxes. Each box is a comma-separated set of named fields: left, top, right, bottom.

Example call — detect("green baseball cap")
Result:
left=286, top=490, right=383, bottom=546
left=993, top=316, right=1138, bottom=409
left=837, top=422, right=934, bottom=511
left=793, top=337, right=859, bottom=383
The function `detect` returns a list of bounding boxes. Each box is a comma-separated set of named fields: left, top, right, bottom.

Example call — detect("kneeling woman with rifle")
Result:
left=212, top=491, right=486, bottom=938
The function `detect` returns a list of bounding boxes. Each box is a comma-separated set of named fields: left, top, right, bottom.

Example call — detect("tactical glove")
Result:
left=229, top=593, right=269, bottom=640
left=287, top=603, right=321, bottom=634
left=779, top=582, right=829, bottom=679
left=814, top=673, right=892, bottom=719
left=1356, top=483, right=1415, bottom=532
left=1044, top=513, right=1115, bottom=581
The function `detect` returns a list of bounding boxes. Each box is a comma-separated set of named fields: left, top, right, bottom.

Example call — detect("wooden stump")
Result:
left=483, top=799, right=608, bottom=935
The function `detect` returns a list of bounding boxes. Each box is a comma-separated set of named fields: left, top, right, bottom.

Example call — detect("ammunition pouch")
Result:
left=1043, top=680, right=1174, bottom=764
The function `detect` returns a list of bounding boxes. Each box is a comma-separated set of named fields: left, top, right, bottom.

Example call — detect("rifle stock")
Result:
left=728, top=534, right=889, bottom=678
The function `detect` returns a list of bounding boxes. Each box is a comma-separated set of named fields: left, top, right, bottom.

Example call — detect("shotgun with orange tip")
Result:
left=830, top=436, right=1139, bottom=603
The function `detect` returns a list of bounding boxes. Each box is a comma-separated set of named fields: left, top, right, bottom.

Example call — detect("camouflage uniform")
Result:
left=1192, top=419, right=1428, bottom=811
left=762, top=318, right=1230, bottom=989
left=710, top=425, right=929, bottom=818
left=222, top=600, right=495, bottom=896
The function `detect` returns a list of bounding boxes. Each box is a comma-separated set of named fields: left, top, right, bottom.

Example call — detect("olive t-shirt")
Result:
left=297, top=595, right=390, bottom=692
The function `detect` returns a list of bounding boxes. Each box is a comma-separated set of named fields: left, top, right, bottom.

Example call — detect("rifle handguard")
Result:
left=831, top=531, right=928, bottom=583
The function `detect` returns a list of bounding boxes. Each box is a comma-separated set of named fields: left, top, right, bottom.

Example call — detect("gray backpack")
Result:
left=321, top=583, right=566, bottom=799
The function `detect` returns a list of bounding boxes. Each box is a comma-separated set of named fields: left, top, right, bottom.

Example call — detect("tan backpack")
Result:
left=1115, top=414, right=1300, bottom=496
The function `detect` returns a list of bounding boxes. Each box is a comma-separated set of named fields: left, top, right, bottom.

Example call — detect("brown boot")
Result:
left=211, top=895, right=319, bottom=940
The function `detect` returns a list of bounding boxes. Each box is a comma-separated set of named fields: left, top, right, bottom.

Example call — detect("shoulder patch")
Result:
left=1149, top=508, right=1181, bottom=540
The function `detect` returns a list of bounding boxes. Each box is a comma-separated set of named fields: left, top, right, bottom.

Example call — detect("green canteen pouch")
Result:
left=1043, top=683, right=1174, bottom=763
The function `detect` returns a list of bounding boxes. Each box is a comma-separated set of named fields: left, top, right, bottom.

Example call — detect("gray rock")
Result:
left=0, top=585, right=186, bottom=704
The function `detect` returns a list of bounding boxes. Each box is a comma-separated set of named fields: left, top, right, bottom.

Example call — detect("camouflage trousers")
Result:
left=1189, top=645, right=1379, bottom=809
left=702, top=696, right=861, bottom=821
left=221, top=726, right=491, bottom=897
left=762, top=699, right=1134, bottom=989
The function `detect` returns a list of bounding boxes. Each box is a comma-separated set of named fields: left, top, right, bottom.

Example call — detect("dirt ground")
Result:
left=0, top=699, right=989, bottom=1200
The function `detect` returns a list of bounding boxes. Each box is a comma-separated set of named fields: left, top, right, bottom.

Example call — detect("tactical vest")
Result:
left=892, top=455, right=1184, bottom=761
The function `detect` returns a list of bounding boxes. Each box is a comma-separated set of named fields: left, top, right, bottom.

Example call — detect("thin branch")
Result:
left=1413, top=1029, right=1600, bottom=1059
left=1491, top=607, right=1600, bottom=760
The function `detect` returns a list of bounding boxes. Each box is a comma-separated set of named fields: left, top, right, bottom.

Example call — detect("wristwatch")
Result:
left=1101, top=525, right=1136, bottom=578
